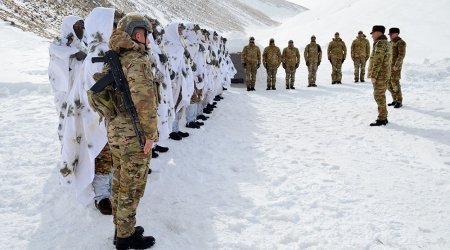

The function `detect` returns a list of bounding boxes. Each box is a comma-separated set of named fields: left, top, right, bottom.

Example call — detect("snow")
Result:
left=1, top=0, right=450, bottom=248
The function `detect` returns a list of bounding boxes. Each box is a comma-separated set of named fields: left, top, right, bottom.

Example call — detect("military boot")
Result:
left=272, top=86, right=276, bottom=90
left=394, top=102, right=403, bottom=108
left=354, top=80, right=359, bottom=83
left=286, top=85, right=289, bottom=89
left=95, top=198, right=112, bottom=215
left=151, top=149, right=159, bottom=158
left=177, top=131, right=189, bottom=138
left=360, top=79, right=365, bottom=82
left=388, top=101, right=397, bottom=106
left=307, top=84, right=312, bottom=87
left=247, top=87, right=251, bottom=91
left=332, top=81, right=336, bottom=85
left=114, top=226, right=145, bottom=246
left=186, top=122, right=200, bottom=129
left=115, top=230, right=155, bottom=250
left=266, top=86, right=271, bottom=90
left=154, top=145, right=169, bottom=153
left=197, top=115, right=208, bottom=121
left=370, top=119, right=389, bottom=126
left=169, top=132, right=182, bottom=141
left=195, top=121, right=204, bottom=126
left=290, top=86, right=295, bottom=89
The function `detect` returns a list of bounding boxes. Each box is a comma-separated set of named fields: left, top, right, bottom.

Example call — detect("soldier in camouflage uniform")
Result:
left=351, top=31, right=370, bottom=82
left=327, top=32, right=347, bottom=84
left=387, top=27, right=407, bottom=108
left=368, top=25, right=392, bottom=126
left=241, top=37, right=261, bottom=91
left=106, top=14, right=158, bottom=249
left=304, top=35, right=322, bottom=87
left=262, top=38, right=281, bottom=90
left=281, top=40, right=300, bottom=89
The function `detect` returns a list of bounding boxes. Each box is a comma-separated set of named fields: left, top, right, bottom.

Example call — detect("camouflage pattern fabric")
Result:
left=263, top=45, right=281, bottom=68
left=95, top=144, right=113, bottom=175
left=368, top=35, right=392, bottom=120
left=307, top=63, right=319, bottom=84
left=388, top=36, right=406, bottom=103
left=242, top=44, right=261, bottom=88
left=107, top=14, right=158, bottom=238
left=304, top=42, right=322, bottom=84
left=266, top=67, right=278, bottom=88
left=351, top=34, right=370, bottom=81
left=282, top=46, right=300, bottom=87
left=327, top=37, right=347, bottom=82
left=285, top=66, right=296, bottom=87
left=245, top=64, right=258, bottom=88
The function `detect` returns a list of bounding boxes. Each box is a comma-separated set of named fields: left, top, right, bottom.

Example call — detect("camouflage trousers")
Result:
left=107, top=116, right=151, bottom=238
left=266, top=67, right=278, bottom=88
left=353, top=57, right=367, bottom=81
left=95, top=144, right=112, bottom=175
left=245, top=64, right=258, bottom=88
left=330, top=58, right=343, bottom=82
left=285, top=65, right=296, bottom=87
left=308, top=63, right=318, bottom=84
left=388, top=70, right=403, bottom=103
left=373, top=80, right=388, bottom=120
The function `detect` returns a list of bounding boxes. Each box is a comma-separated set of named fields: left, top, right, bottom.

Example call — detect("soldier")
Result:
left=387, top=27, right=407, bottom=108
left=368, top=25, right=392, bottom=127
left=304, top=35, right=322, bottom=87
left=241, top=36, right=261, bottom=91
left=106, top=14, right=157, bottom=249
left=262, top=38, right=282, bottom=90
left=351, top=31, right=370, bottom=82
left=327, top=32, right=347, bottom=84
left=281, top=40, right=300, bottom=89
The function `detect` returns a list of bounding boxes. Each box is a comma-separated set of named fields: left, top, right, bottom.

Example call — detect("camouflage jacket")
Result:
left=351, top=36, right=370, bottom=60
left=262, top=44, right=281, bottom=67
left=368, top=35, right=392, bottom=80
left=304, top=42, right=322, bottom=64
left=391, top=36, right=406, bottom=69
left=282, top=46, right=300, bottom=67
left=241, top=44, right=261, bottom=65
left=108, top=30, right=159, bottom=141
left=327, top=38, right=347, bottom=60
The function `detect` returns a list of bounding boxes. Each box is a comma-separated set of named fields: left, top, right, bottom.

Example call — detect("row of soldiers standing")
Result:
left=48, top=8, right=235, bottom=250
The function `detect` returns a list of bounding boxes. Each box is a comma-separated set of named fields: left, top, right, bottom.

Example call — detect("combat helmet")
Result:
left=116, top=13, right=152, bottom=36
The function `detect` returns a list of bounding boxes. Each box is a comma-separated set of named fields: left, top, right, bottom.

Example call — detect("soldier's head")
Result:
left=178, top=23, right=186, bottom=36
left=358, top=30, right=363, bottom=38
left=249, top=36, right=255, bottom=45
left=311, top=35, right=316, bottom=42
left=370, top=25, right=385, bottom=41
left=117, top=14, right=153, bottom=50
left=73, top=20, right=85, bottom=40
left=334, top=32, right=340, bottom=39
left=269, top=38, right=275, bottom=45
left=288, top=40, right=294, bottom=47
left=388, top=27, right=400, bottom=40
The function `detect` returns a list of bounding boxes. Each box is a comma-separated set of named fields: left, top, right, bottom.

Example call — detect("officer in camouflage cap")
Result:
left=351, top=31, right=370, bottom=82
left=327, top=32, right=347, bottom=84
left=241, top=36, right=261, bottom=91
left=368, top=25, right=392, bottom=126
left=304, top=35, right=322, bottom=87
left=282, top=40, right=300, bottom=89
left=263, top=38, right=282, bottom=90
left=387, top=27, right=407, bottom=108
left=106, top=13, right=158, bottom=249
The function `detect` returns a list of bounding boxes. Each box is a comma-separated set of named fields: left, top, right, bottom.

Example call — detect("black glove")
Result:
left=306, top=61, right=310, bottom=67
left=75, top=51, right=87, bottom=61
left=184, top=49, right=191, bottom=59
left=342, top=59, right=345, bottom=63
left=264, top=63, right=268, bottom=69
left=257, top=63, right=260, bottom=69
left=282, top=63, right=286, bottom=69
left=318, top=61, right=321, bottom=66
left=158, top=53, right=168, bottom=64
left=242, top=63, right=246, bottom=68
left=295, top=63, right=299, bottom=69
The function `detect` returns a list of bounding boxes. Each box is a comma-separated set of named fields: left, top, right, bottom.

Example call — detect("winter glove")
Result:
left=341, top=59, right=345, bottom=63
left=264, top=63, right=268, bottom=69
left=75, top=51, right=87, bottom=61
left=184, top=49, right=191, bottom=59
left=242, top=63, right=246, bottom=68
left=257, top=63, right=260, bottom=69
left=318, top=61, right=321, bottom=66
left=158, top=53, right=168, bottom=64
left=282, top=63, right=286, bottom=69
left=295, top=63, right=299, bottom=69
left=306, top=61, right=310, bottom=67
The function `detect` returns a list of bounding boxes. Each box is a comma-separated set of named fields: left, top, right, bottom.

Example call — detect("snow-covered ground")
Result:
left=1, top=0, right=450, bottom=249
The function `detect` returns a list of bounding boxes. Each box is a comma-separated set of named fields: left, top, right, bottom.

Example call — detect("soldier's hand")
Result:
left=306, top=61, right=310, bottom=67
left=74, top=51, right=87, bottom=61
left=282, top=63, right=286, bottom=69
left=341, top=59, right=345, bottom=63
left=144, top=139, right=154, bottom=155
left=317, top=61, right=321, bottom=66
left=295, top=63, right=299, bottom=69
left=257, top=63, right=260, bottom=69
left=371, top=78, right=376, bottom=85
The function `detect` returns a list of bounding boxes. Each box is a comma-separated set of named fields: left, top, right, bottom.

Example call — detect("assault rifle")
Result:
left=91, top=50, right=145, bottom=148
